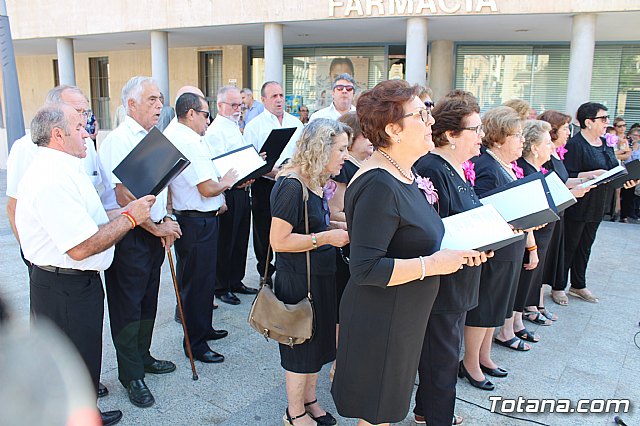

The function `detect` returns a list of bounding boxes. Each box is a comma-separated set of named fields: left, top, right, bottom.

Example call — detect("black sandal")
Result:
left=514, top=328, right=540, bottom=343
left=304, top=400, right=337, bottom=426
left=284, top=408, right=309, bottom=425
left=494, top=336, right=530, bottom=351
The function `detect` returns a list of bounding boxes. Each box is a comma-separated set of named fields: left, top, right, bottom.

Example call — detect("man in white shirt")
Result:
left=99, top=76, right=182, bottom=408
left=166, top=92, right=237, bottom=363
left=243, top=81, right=303, bottom=283
left=309, top=73, right=357, bottom=122
left=16, top=104, right=155, bottom=426
left=240, top=87, right=264, bottom=131
left=204, top=86, right=258, bottom=305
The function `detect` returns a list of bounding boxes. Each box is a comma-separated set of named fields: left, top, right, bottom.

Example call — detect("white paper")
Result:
left=211, top=145, right=266, bottom=184
left=580, top=165, right=626, bottom=188
left=440, top=205, right=518, bottom=251
left=545, top=171, right=576, bottom=210
left=480, top=179, right=550, bottom=223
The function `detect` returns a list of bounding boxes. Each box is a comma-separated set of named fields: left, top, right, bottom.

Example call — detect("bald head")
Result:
left=176, top=86, right=204, bottom=99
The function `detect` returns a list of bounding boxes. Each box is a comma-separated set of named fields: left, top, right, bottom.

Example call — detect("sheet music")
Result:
left=212, top=145, right=267, bottom=184
left=545, top=171, right=577, bottom=211
left=440, top=205, right=521, bottom=251
left=480, top=179, right=550, bottom=223
left=580, top=165, right=626, bottom=188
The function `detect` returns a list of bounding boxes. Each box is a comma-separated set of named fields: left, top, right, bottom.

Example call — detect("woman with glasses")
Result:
left=562, top=103, right=627, bottom=303
left=412, top=90, right=487, bottom=426
left=331, top=80, right=487, bottom=426
left=538, top=110, right=593, bottom=306
left=299, top=106, right=310, bottom=125
left=461, top=107, right=527, bottom=393
left=270, top=118, right=351, bottom=426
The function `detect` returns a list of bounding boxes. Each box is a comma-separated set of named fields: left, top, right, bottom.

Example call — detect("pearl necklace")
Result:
left=378, top=149, right=414, bottom=181
left=348, top=154, right=363, bottom=168
left=485, top=148, right=515, bottom=172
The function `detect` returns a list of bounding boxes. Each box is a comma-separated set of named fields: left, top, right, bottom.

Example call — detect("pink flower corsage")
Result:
left=540, top=166, right=548, bottom=174
left=605, top=133, right=619, bottom=148
left=462, top=160, right=476, bottom=186
left=511, top=162, right=524, bottom=179
left=323, top=180, right=337, bottom=201
left=415, top=174, right=438, bottom=205
left=556, top=144, right=568, bottom=160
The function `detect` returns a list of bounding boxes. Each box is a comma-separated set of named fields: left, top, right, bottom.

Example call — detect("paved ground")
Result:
left=0, top=168, right=639, bottom=426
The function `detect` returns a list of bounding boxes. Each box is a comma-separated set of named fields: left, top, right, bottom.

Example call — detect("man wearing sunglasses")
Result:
left=310, top=73, right=357, bottom=122
left=204, top=86, right=258, bottom=306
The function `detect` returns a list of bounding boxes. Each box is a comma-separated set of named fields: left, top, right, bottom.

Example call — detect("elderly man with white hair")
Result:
left=99, top=76, right=182, bottom=409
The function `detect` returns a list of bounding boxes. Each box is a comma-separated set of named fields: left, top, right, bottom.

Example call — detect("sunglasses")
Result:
left=424, top=101, right=435, bottom=109
left=194, top=109, right=211, bottom=120
left=333, top=84, right=355, bottom=92
left=591, top=115, right=610, bottom=122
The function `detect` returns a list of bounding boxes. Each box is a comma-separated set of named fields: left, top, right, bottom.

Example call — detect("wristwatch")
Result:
left=164, top=214, right=177, bottom=222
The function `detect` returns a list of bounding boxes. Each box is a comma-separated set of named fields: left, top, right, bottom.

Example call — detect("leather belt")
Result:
left=35, top=265, right=99, bottom=276
left=174, top=209, right=220, bottom=218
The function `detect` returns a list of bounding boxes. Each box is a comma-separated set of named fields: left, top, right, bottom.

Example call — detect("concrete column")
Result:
left=405, top=17, right=428, bottom=86
left=150, top=30, right=170, bottom=104
left=264, top=23, right=283, bottom=85
left=428, top=40, right=454, bottom=102
left=565, top=14, right=596, bottom=120
left=56, top=38, right=76, bottom=86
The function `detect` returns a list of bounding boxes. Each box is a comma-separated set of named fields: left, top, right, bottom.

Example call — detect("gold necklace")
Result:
left=378, top=149, right=414, bottom=181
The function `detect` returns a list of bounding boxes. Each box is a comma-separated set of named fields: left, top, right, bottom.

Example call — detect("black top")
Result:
left=270, top=176, right=336, bottom=276
left=544, top=155, right=569, bottom=183
left=333, top=159, right=359, bottom=184
left=473, top=148, right=525, bottom=262
left=414, top=153, right=482, bottom=313
left=563, top=132, right=618, bottom=222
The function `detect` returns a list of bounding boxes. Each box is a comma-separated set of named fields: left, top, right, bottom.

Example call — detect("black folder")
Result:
left=211, top=145, right=269, bottom=189
left=480, top=172, right=560, bottom=230
left=606, top=160, right=640, bottom=189
left=113, top=127, right=191, bottom=198
left=259, top=127, right=297, bottom=164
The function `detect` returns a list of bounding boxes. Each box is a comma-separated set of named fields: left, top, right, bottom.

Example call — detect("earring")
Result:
left=450, top=143, right=456, bottom=150
left=534, top=152, right=539, bottom=159
left=496, top=144, right=502, bottom=149
left=588, top=126, right=592, bottom=130
left=396, top=137, right=401, bottom=144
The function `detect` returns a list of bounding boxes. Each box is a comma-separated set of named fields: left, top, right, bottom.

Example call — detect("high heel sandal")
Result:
left=284, top=408, right=313, bottom=425
left=458, top=361, right=495, bottom=391
left=304, top=400, right=337, bottom=425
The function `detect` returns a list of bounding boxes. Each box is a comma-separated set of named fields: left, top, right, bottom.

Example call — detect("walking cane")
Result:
left=167, top=248, right=198, bottom=381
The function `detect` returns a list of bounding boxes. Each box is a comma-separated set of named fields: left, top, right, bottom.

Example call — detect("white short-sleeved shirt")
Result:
left=204, top=114, right=247, bottom=159
left=99, top=116, right=168, bottom=222
left=166, top=122, right=224, bottom=212
left=309, top=103, right=356, bottom=122
left=16, top=147, right=114, bottom=271
left=243, top=110, right=304, bottom=168
left=6, top=132, right=117, bottom=208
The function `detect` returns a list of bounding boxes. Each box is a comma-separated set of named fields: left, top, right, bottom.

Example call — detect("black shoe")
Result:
left=191, top=349, right=225, bottom=363
left=174, top=306, right=181, bottom=323
left=217, top=291, right=241, bottom=305
left=458, top=361, right=495, bottom=391
left=97, top=382, right=108, bottom=398
left=480, top=363, right=509, bottom=378
left=232, top=284, right=259, bottom=295
left=207, top=329, right=228, bottom=340
left=100, top=409, right=123, bottom=426
left=144, top=358, right=176, bottom=374
left=127, top=379, right=154, bottom=408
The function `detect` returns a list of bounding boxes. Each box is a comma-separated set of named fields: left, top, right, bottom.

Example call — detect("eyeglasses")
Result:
left=615, top=124, right=626, bottom=128
left=399, top=108, right=431, bottom=123
left=299, top=109, right=309, bottom=113
left=424, top=101, right=435, bottom=109
left=461, top=124, right=483, bottom=135
left=75, top=108, right=90, bottom=118
left=221, top=102, right=242, bottom=109
left=509, top=132, right=524, bottom=139
left=333, top=84, right=355, bottom=92
left=591, top=115, right=610, bottom=122
left=194, top=109, right=211, bottom=120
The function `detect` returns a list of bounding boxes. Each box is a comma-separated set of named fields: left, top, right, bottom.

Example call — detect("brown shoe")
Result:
left=569, top=288, right=599, bottom=303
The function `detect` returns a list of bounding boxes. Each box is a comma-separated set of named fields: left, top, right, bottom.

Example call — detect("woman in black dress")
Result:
left=462, top=106, right=527, bottom=391
left=412, top=91, right=488, bottom=426
left=270, top=118, right=351, bottom=426
left=537, top=110, right=592, bottom=307
left=331, top=80, right=488, bottom=426
left=327, top=112, right=373, bottom=379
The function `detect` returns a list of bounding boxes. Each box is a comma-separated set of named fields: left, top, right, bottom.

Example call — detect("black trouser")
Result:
left=562, top=219, right=600, bottom=290
left=174, top=214, right=219, bottom=356
left=620, top=187, right=637, bottom=219
left=414, top=311, right=466, bottom=426
left=105, top=227, right=164, bottom=386
left=251, top=178, right=275, bottom=277
left=30, top=267, right=104, bottom=392
left=215, top=189, right=251, bottom=295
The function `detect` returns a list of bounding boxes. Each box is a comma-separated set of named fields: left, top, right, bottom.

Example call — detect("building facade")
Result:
left=1, top=0, right=639, bottom=166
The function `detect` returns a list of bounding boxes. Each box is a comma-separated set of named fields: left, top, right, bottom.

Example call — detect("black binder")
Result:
left=607, top=160, right=640, bottom=189
left=258, top=127, right=297, bottom=164
left=211, top=145, right=269, bottom=189
left=480, top=171, right=560, bottom=230
left=113, top=127, right=191, bottom=198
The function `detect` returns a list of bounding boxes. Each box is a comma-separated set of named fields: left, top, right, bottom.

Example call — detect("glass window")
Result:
left=198, top=50, right=223, bottom=115
left=53, top=59, right=60, bottom=87
left=88, top=56, right=110, bottom=130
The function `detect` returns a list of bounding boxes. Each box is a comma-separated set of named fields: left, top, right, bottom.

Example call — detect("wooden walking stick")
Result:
left=167, top=248, right=198, bottom=380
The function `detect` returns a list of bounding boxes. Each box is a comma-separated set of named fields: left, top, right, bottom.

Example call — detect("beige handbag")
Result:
left=248, top=173, right=314, bottom=348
